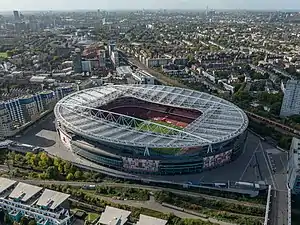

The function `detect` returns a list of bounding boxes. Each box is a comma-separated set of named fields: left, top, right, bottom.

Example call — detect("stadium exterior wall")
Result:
left=56, top=125, right=247, bottom=175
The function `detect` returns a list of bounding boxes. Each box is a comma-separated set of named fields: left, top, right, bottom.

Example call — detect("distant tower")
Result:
left=206, top=6, right=209, bottom=17
left=72, top=48, right=82, bottom=73
left=13, top=10, right=20, bottom=21
left=108, top=40, right=116, bottom=57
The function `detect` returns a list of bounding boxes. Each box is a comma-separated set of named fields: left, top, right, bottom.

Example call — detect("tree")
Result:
left=74, top=170, right=82, bottom=180
left=46, top=166, right=58, bottom=179
left=38, top=152, right=52, bottom=169
left=53, top=158, right=62, bottom=167
left=66, top=173, right=74, bottom=181
left=26, top=152, right=38, bottom=167
left=64, top=162, right=72, bottom=174
left=28, top=220, right=37, bottom=225
left=83, top=171, right=92, bottom=180
left=38, top=172, right=48, bottom=180
left=20, top=216, right=29, bottom=225
left=270, top=102, right=282, bottom=115
left=4, top=213, right=12, bottom=225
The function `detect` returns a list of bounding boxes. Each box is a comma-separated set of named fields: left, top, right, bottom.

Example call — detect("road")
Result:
left=127, top=57, right=189, bottom=88
left=15, top=178, right=264, bottom=209
left=13, top=113, right=289, bottom=225
left=70, top=195, right=236, bottom=225
left=13, top=113, right=287, bottom=186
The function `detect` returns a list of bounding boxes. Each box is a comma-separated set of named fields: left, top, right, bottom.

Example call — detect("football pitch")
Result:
left=136, top=120, right=183, bottom=134
left=0, top=52, right=8, bottom=58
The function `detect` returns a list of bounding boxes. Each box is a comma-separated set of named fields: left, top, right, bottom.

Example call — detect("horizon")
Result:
left=1, top=8, right=300, bottom=13
left=1, top=0, right=300, bottom=12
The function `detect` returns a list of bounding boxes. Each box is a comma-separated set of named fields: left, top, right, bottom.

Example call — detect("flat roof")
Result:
left=36, top=189, right=70, bottom=210
left=98, top=206, right=131, bottom=225
left=136, top=214, right=167, bottom=225
left=0, top=178, right=17, bottom=194
left=9, top=182, right=43, bottom=202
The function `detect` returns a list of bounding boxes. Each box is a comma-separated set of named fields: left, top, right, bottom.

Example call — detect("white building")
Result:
left=288, top=138, right=300, bottom=195
left=0, top=178, right=71, bottom=225
left=0, top=87, right=75, bottom=137
left=98, top=206, right=131, bottom=225
left=81, top=61, right=92, bottom=73
left=146, top=58, right=171, bottom=68
left=280, top=80, right=300, bottom=117
left=136, top=214, right=167, bottom=225
left=133, top=70, right=155, bottom=85
left=111, top=51, right=120, bottom=68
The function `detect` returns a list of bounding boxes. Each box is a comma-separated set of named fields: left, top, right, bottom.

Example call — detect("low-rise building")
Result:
left=146, top=58, right=171, bottom=68
left=98, top=206, right=131, bottom=225
left=0, top=178, right=71, bottom=225
left=0, top=86, right=75, bottom=137
left=136, top=214, right=167, bottom=225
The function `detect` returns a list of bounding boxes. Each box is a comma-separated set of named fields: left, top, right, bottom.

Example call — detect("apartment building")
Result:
left=0, top=86, right=74, bottom=137
left=280, top=80, right=300, bottom=117
left=0, top=178, right=71, bottom=225
left=288, top=137, right=300, bottom=195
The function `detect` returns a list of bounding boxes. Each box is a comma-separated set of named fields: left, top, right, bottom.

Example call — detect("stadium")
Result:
left=54, top=85, right=248, bottom=175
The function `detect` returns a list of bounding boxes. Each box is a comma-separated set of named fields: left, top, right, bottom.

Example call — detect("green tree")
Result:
left=74, top=170, right=82, bottom=180
left=66, top=173, right=74, bottom=181
left=26, top=152, right=38, bottom=167
left=270, top=102, right=282, bottom=115
left=4, top=213, right=12, bottom=225
left=53, top=158, right=62, bottom=167
left=46, top=166, right=58, bottom=179
left=20, top=216, right=29, bottom=225
left=64, top=162, right=72, bottom=174
left=38, top=172, right=48, bottom=180
left=28, top=220, right=37, bottom=225
left=38, top=152, right=52, bottom=169
left=82, top=171, right=91, bottom=180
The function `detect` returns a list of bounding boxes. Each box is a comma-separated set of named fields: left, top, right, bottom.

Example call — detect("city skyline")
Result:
left=1, top=0, right=300, bottom=11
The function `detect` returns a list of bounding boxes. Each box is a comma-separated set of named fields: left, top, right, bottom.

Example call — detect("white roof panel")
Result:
left=36, top=189, right=70, bottom=210
left=9, top=182, right=42, bottom=202
left=0, top=178, right=16, bottom=194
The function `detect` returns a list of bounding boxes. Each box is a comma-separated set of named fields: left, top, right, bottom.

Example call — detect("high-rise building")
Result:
left=288, top=137, right=300, bottom=195
left=111, top=51, right=119, bottom=68
left=72, top=48, right=82, bottom=73
left=108, top=40, right=116, bottom=57
left=13, top=11, right=20, bottom=21
left=280, top=80, right=300, bottom=117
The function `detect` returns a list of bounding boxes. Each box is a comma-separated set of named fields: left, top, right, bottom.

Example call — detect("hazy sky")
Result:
left=1, top=0, right=300, bottom=11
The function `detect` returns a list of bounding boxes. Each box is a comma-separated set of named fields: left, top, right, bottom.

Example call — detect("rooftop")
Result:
left=98, top=206, right=131, bottom=225
left=0, top=178, right=16, bottom=194
left=9, top=182, right=43, bottom=202
left=36, top=189, right=70, bottom=210
left=136, top=214, right=168, bottom=225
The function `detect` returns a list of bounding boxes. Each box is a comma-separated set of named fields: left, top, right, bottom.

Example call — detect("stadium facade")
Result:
left=54, top=85, right=248, bottom=175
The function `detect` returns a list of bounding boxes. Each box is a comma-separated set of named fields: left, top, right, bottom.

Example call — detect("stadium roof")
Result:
left=36, top=189, right=70, bottom=210
left=55, top=85, right=248, bottom=148
left=136, top=214, right=168, bottom=225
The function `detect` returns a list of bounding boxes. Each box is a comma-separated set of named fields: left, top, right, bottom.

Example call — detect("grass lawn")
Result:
left=86, top=212, right=100, bottom=222
left=0, top=52, right=8, bottom=58
left=137, top=120, right=183, bottom=134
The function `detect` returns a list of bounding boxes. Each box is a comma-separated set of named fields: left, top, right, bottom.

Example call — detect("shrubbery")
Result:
left=155, top=191, right=264, bottom=224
